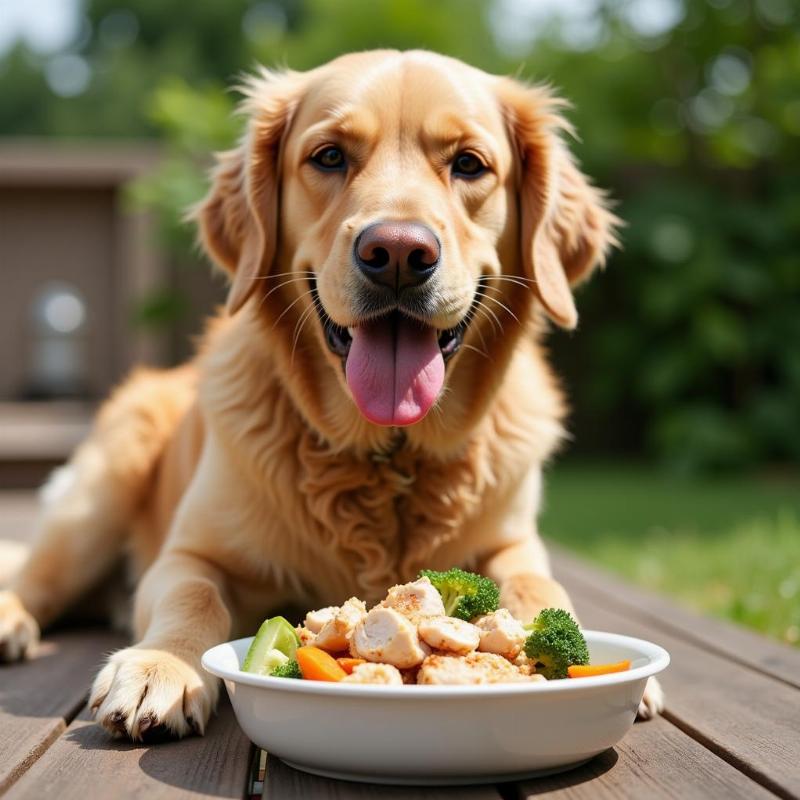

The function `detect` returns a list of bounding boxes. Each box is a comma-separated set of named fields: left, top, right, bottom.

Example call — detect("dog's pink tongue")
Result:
left=346, top=317, right=444, bottom=426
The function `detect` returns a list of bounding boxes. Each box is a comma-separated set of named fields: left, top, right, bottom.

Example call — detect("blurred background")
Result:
left=0, top=0, right=798, bottom=645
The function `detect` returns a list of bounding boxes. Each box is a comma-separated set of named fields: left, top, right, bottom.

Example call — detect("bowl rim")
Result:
left=201, top=629, right=669, bottom=698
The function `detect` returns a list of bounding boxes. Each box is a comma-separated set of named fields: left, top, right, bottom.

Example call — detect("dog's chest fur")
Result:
left=292, top=428, right=491, bottom=603
left=207, top=373, right=508, bottom=606
left=202, top=319, right=561, bottom=608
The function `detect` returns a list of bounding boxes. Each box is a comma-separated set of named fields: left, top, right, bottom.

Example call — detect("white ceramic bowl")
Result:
left=202, top=630, right=669, bottom=785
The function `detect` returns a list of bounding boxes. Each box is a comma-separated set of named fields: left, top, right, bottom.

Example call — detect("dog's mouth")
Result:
left=309, top=277, right=482, bottom=427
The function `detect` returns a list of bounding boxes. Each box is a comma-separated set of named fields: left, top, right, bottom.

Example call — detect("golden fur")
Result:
left=0, top=51, right=662, bottom=738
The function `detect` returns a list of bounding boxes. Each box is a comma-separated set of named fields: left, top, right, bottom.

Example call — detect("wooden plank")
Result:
left=512, top=714, right=777, bottom=799
left=6, top=695, right=253, bottom=800
left=0, top=628, right=126, bottom=794
left=560, top=577, right=800, bottom=800
left=262, top=755, right=502, bottom=799
left=551, top=544, right=800, bottom=689
left=262, top=720, right=778, bottom=800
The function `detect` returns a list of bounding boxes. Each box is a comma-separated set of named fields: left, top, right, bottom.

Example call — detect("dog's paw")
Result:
left=89, top=646, right=218, bottom=741
left=637, top=676, right=664, bottom=720
left=0, top=590, right=40, bottom=662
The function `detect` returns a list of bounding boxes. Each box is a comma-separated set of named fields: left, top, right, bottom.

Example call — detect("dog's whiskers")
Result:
left=259, top=276, right=315, bottom=306
left=474, top=301, right=503, bottom=337
left=290, top=302, right=318, bottom=367
left=471, top=318, right=489, bottom=352
left=480, top=292, right=521, bottom=326
left=469, top=305, right=499, bottom=338
left=479, top=274, right=536, bottom=288
left=479, top=284, right=515, bottom=296
left=254, top=273, right=315, bottom=316
left=462, top=302, right=493, bottom=345
left=272, top=287, right=316, bottom=330
left=248, top=270, right=316, bottom=281
left=460, top=343, right=489, bottom=360
left=255, top=275, right=313, bottom=317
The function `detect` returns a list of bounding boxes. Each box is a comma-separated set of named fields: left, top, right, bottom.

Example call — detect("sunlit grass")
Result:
left=541, top=464, right=800, bottom=647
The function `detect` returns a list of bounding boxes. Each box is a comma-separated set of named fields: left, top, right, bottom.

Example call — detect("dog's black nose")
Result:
left=354, top=221, right=440, bottom=291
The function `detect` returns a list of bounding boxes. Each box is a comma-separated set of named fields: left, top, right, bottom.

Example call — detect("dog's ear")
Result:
left=498, top=79, right=619, bottom=329
left=194, top=69, right=304, bottom=314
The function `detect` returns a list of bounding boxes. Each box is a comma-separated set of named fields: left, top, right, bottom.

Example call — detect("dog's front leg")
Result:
left=479, top=537, right=575, bottom=623
left=89, top=549, right=231, bottom=740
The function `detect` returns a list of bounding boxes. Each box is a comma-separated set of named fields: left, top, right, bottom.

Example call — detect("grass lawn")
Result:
left=540, top=462, right=800, bottom=647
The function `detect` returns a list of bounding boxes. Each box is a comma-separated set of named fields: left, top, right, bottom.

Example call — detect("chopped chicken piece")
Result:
left=304, top=606, right=338, bottom=634
left=351, top=606, right=428, bottom=669
left=296, top=626, right=316, bottom=646
left=512, top=649, right=533, bottom=672
left=473, top=608, right=528, bottom=659
left=314, top=597, right=367, bottom=652
left=417, top=651, right=538, bottom=685
left=341, top=662, right=403, bottom=685
left=418, top=616, right=480, bottom=655
left=512, top=649, right=529, bottom=666
left=381, top=576, right=445, bottom=622
left=513, top=652, right=535, bottom=676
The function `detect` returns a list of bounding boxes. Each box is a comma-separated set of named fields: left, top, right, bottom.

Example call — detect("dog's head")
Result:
left=196, top=51, right=618, bottom=440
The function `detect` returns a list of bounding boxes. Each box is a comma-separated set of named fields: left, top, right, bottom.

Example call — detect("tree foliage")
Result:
left=2, top=0, right=798, bottom=471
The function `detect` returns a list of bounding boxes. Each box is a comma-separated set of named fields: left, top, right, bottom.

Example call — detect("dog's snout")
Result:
left=354, top=221, right=440, bottom=291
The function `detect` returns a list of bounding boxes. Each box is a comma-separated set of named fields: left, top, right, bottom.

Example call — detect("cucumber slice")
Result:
left=262, top=648, right=289, bottom=673
left=242, top=616, right=301, bottom=675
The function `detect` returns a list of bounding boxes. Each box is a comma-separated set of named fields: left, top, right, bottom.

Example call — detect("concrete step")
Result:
left=0, top=402, right=92, bottom=489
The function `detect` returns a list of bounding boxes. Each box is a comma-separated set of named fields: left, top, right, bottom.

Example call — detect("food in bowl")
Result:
left=203, top=625, right=669, bottom=783
left=241, top=568, right=630, bottom=686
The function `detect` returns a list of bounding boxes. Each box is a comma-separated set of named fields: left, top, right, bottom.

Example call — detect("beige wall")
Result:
left=0, top=140, right=225, bottom=403
left=0, top=185, right=117, bottom=398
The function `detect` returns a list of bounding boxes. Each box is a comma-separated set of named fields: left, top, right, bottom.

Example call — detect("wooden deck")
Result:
left=1, top=510, right=798, bottom=798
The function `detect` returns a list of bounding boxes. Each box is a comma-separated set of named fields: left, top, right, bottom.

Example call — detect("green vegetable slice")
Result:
left=242, top=616, right=301, bottom=675
left=418, top=567, right=500, bottom=621
left=271, top=659, right=303, bottom=679
left=523, top=608, right=589, bottom=680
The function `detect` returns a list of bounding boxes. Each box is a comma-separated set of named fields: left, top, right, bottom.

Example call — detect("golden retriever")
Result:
left=0, top=50, right=662, bottom=739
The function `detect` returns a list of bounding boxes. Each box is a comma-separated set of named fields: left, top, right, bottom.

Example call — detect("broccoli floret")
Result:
left=270, top=659, right=302, bottom=679
left=523, top=608, right=589, bottom=679
left=418, top=567, right=500, bottom=621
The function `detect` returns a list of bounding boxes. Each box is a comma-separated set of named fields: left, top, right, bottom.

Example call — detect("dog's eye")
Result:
left=310, top=146, right=346, bottom=172
left=452, top=151, right=487, bottom=179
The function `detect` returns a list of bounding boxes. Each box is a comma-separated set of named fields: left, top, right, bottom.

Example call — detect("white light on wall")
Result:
left=28, top=282, right=89, bottom=398
left=41, top=290, right=86, bottom=334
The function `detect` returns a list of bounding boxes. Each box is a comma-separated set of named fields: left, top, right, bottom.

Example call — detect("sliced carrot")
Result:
left=336, top=657, right=366, bottom=675
left=568, top=660, right=631, bottom=678
left=296, top=646, right=348, bottom=682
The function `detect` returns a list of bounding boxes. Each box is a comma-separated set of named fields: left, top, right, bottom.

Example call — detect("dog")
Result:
left=0, top=50, right=662, bottom=739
